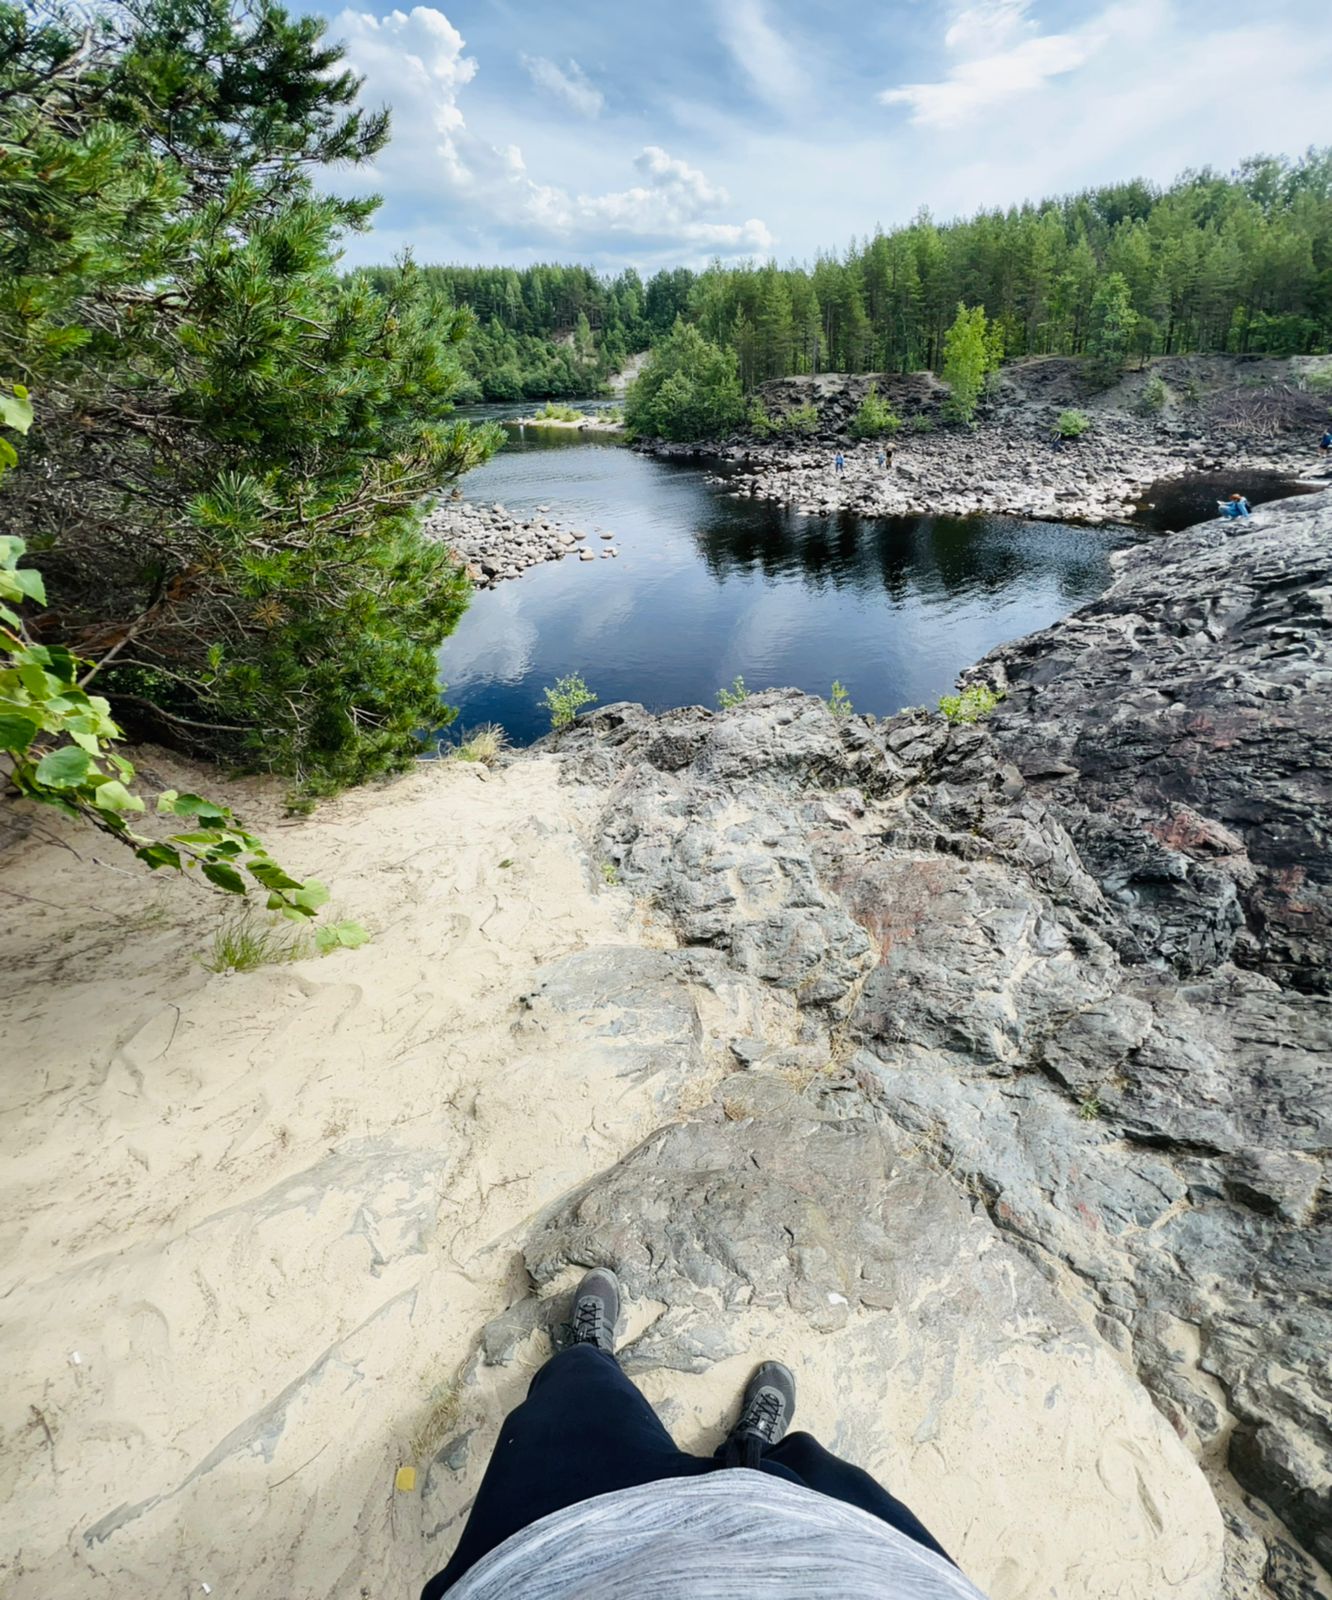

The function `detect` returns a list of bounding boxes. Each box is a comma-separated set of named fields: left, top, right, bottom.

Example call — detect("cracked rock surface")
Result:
left=537, top=489, right=1332, bottom=1596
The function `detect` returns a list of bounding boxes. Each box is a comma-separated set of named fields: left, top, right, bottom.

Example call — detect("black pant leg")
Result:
left=761, top=1430, right=955, bottom=1565
left=422, top=1346, right=711, bottom=1598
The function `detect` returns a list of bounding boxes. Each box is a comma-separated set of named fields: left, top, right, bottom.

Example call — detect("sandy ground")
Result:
left=0, top=750, right=1223, bottom=1599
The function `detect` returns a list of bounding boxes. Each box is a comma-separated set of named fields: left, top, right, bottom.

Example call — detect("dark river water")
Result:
left=437, top=425, right=1123, bottom=746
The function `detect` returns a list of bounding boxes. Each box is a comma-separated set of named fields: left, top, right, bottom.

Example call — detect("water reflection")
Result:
left=438, top=429, right=1124, bottom=745
left=1132, top=470, right=1320, bottom=533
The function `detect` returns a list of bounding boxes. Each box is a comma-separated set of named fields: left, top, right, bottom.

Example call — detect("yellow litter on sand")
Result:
left=395, top=1466, right=417, bottom=1493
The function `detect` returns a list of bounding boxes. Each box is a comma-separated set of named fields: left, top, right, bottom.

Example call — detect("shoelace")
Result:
left=725, top=1387, right=785, bottom=1469
left=572, top=1298, right=604, bottom=1346
left=741, top=1388, right=784, bottom=1442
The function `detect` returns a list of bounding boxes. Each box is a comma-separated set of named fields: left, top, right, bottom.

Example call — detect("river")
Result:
left=437, top=419, right=1124, bottom=746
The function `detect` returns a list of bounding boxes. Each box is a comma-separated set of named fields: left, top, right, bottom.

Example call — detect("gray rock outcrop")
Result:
left=532, top=490, right=1332, bottom=1595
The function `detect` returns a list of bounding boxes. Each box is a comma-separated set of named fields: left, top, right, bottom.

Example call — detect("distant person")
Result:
left=876, top=449, right=885, bottom=468
left=834, top=451, right=845, bottom=475
left=421, top=1268, right=987, bottom=1600
left=885, top=445, right=895, bottom=469
left=1319, top=428, right=1331, bottom=455
left=1218, top=492, right=1251, bottom=519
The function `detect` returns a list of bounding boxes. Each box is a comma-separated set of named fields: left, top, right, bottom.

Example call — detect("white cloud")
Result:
left=521, top=54, right=604, bottom=118
left=715, top=0, right=809, bottom=109
left=330, top=6, right=772, bottom=260
left=332, top=7, right=476, bottom=182
left=944, top=0, right=1036, bottom=57
left=881, top=0, right=1100, bottom=128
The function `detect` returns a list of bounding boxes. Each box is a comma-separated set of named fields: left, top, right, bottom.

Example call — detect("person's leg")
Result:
left=423, top=1345, right=709, bottom=1598
left=758, top=1430, right=955, bottom=1566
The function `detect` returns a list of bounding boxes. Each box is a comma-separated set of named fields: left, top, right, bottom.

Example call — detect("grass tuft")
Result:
left=203, top=914, right=307, bottom=973
left=455, top=723, right=507, bottom=765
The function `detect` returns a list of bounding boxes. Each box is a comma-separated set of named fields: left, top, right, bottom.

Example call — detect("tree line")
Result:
left=388, top=151, right=1332, bottom=416
left=360, top=263, right=693, bottom=401
left=685, top=151, right=1332, bottom=384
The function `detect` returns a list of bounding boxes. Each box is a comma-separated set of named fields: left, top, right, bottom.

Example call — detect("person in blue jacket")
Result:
left=1218, top=492, right=1251, bottom=519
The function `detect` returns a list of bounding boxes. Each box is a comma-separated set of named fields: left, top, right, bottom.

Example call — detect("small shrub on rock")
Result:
left=828, top=680, right=853, bottom=719
left=938, top=684, right=1003, bottom=723
left=543, top=674, right=597, bottom=730
left=850, top=386, right=901, bottom=439
left=716, top=676, right=749, bottom=709
left=1055, top=408, right=1091, bottom=439
left=1138, top=375, right=1168, bottom=413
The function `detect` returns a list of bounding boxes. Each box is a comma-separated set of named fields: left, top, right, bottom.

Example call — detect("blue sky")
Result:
left=314, top=0, right=1332, bottom=271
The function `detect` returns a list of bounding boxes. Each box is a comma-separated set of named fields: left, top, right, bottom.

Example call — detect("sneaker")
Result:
left=723, top=1361, right=796, bottom=1466
left=569, top=1267, right=620, bottom=1353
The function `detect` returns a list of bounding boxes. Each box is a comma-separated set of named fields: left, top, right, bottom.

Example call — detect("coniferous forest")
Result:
left=376, top=151, right=1332, bottom=401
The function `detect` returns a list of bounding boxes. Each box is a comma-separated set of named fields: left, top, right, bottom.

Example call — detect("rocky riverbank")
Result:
left=422, top=494, right=620, bottom=587
left=645, top=355, right=1332, bottom=526
left=545, top=484, right=1332, bottom=1598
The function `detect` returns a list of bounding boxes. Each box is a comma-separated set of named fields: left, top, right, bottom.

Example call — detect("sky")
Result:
left=313, top=0, right=1332, bottom=272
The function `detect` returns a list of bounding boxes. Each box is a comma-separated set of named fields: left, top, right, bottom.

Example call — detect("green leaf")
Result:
left=17, top=663, right=54, bottom=698
left=0, top=712, right=37, bottom=752
left=291, top=879, right=330, bottom=911
left=34, top=745, right=93, bottom=788
left=156, top=788, right=180, bottom=813
left=12, top=568, right=45, bottom=606
left=92, top=779, right=144, bottom=814
left=333, top=920, right=370, bottom=948
left=136, top=842, right=183, bottom=871
left=247, top=859, right=303, bottom=892
left=168, top=793, right=218, bottom=817
left=202, top=861, right=246, bottom=894
left=70, top=729, right=102, bottom=754
left=271, top=895, right=312, bottom=919
left=0, top=391, right=34, bottom=436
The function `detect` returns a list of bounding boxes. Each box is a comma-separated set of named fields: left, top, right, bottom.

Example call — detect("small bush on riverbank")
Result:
left=828, top=681, right=853, bottom=718
left=749, top=401, right=819, bottom=438
left=625, top=321, right=746, bottom=441
left=939, top=685, right=1004, bottom=723
left=850, top=387, right=902, bottom=439
left=543, top=674, right=597, bottom=730
left=716, top=676, right=749, bottom=708
left=533, top=402, right=584, bottom=422
left=1055, top=409, right=1091, bottom=438
left=907, top=415, right=935, bottom=433
left=1138, top=375, right=1169, bottom=413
